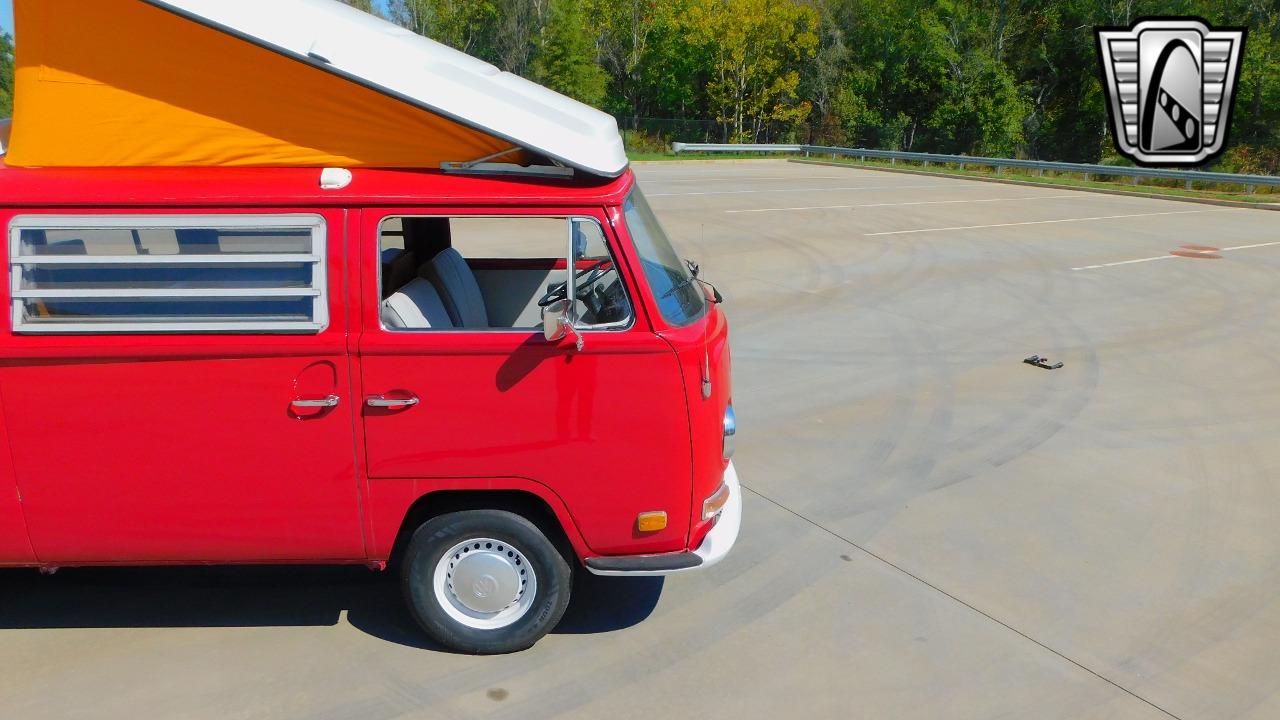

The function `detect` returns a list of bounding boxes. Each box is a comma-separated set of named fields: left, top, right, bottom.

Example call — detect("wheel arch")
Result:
left=378, top=483, right=590, bottom=568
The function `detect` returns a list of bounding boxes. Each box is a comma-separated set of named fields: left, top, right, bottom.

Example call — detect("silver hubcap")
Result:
left=433, top=538, right=537, bottom=630
left=449, top=545, right=522, bottom=613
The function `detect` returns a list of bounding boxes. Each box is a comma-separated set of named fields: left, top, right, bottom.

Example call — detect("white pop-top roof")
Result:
left=145, top=0, right=628, bottom=177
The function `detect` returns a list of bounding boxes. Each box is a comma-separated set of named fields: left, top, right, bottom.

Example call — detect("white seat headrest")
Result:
left=381, top=277, right=453, bottom=329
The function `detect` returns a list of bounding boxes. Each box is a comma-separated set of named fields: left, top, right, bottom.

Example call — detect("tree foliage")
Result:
left=376, top=0, right=1279, bottom=165
left=533, top=0, right=610, bottom=105
left=684, top=0, right=818, bottom=141
left=390, top=0, right=546, bottom=74
left=338, top=0, right=378, bottom=13
left=0, top=32, right=12, bottom=119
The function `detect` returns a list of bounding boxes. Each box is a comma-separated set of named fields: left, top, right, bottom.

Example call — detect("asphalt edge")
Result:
left=789, top=157, right=1280, bottom=211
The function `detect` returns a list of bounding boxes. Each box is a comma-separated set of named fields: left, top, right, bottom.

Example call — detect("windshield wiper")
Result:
left=663, top=275, right=698, bottom=298
left=663, top=266, right=723, bottom=304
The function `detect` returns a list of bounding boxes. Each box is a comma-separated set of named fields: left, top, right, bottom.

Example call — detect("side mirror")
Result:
left=541, top=300, right=584, bottom=350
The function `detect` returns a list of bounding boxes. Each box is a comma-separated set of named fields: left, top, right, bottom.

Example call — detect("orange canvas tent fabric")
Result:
left=6, top=0, right=519, bottom=168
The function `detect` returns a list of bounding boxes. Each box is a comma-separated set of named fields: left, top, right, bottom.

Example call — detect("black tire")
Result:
left=401, top=509, right=572, bottom=654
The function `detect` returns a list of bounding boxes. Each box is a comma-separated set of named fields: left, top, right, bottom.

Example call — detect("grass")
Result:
left=801, top=156, right=1280, bottom=205
left=629, top=150, right=1280, bottom=206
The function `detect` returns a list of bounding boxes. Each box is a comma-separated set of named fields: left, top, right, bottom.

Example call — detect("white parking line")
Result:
left=1072, top=240, right=1280, bottom=271
left=1071, top=255, right=1178, bottom=271
left=649, top=184, right=990, bottom=197
left=1220, top=240, right=1280, bottom=252
left=864, top=209, right=1229, bottom=236
left=725, top=194, right=1079, bottom=213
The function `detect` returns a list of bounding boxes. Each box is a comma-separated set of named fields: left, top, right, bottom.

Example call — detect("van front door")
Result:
left=358, top=210, right=692, bottom=556
left=0, top=211, right=365, bottom=563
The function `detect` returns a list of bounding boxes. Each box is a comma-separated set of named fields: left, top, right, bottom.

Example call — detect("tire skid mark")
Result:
left=481, top=509, right=839, bottom=720
left=819, top=231, right=1100, bottom=529
left=355, top=498, right=814, bottom=719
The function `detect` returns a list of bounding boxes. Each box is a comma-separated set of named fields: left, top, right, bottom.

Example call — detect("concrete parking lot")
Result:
left=3, top=159, right=1278, bottom=719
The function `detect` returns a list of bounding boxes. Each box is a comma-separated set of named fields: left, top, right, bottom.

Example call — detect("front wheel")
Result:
left=401, top=509, right=572, bottom=654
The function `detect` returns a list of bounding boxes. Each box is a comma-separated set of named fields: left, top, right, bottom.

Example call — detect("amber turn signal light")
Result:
left=636, top=511, right=668, bottom=532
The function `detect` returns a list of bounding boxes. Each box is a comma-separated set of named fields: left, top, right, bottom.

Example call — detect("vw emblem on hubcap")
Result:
left=473, top=575, right=498, bottom=599
left=437, top=538, right=536, bottom=625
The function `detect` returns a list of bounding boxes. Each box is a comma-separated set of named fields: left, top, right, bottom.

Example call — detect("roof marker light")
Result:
left=320, top=168, right=353, bottom=190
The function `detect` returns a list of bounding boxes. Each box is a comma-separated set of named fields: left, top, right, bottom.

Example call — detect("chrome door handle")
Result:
left=366, top=394, right=419, bottom=408
left=291, top=394, right=340, bottom=408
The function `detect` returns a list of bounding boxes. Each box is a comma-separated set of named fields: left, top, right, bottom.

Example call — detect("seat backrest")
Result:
left=380, top=247, right=419, bottom=299
left=380, top=277, right=453, bottom=330
left=421, top=247, right=489, bottom=328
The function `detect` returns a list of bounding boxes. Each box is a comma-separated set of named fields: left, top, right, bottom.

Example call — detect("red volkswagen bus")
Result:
left=0, top=0, right=741, bottom=653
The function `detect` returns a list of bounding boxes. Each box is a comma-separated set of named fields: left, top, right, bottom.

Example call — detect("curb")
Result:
left=788, top=158, right=1280, bottom=212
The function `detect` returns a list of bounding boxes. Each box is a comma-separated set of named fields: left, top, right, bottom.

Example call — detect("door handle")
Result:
left=291, top=394, right=340, bottom=409
left=366, top=394, right=419, bottom=408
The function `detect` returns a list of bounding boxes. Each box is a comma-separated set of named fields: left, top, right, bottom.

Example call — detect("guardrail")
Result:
left=670, top=142, right=1280, bottom=191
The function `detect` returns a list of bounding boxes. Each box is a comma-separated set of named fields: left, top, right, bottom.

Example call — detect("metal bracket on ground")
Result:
left=1024, top=355, right=1063, bottom=370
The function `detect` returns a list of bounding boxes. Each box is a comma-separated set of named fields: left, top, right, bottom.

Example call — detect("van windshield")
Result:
left=624, top=188, right=707, bottom=327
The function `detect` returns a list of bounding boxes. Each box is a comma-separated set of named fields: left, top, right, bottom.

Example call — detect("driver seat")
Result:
left=421, top=247, right=489, bottom=328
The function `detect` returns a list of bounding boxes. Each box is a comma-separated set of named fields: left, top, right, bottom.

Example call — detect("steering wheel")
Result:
left=537, top=260, right=613, bottom=307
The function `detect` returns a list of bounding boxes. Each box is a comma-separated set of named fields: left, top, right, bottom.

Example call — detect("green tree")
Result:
left=817, top=0, right=948, bottom=150
left=0, top=32, right=13, bottom=119
left=390, top=0, right=542, bottom=76
left=392, top=0, right=500, bottom=60
left=1204, top=0, right=1280, bottom=171
left=382, top=0, right=1280, bottom=166
left=925, top=0, right=1029, bottom=155
left=818, top=0, right=1032, bottom=154
left=532, top=0, right=610, bottom=106
left=1004, top=0, right=1110, bottom=162
left=684, top=0, right=818, bottom=142
left=586, top=0, right=682, bottom=123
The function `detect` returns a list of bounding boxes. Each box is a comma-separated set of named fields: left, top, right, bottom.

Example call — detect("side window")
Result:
left=9, top=215, right=327, bottom=334
left=378, top=215, right=632, bottom=332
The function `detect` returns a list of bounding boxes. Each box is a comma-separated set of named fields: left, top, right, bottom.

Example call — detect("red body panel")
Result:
left=356, top=207, right=692, bottom=556
left=662, top=307, right=732, bottom=546
left=362, top=476, right=591, bottom=562
left=0, top=208, right=366, bottom=563
left=607, top=205, right=733, bottom=544
left=0, top=404, right=37, bottom=563
left=0, top=166, right=729, bottom=567
left=0, top=162, right=632, bottom=209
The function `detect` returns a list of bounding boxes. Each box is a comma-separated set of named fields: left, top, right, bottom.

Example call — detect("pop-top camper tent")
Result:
left=3, top=0, right=628, bottom=176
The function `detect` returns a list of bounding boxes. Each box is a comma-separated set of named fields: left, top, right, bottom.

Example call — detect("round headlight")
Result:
left=722, top=404, right=736, bottom=459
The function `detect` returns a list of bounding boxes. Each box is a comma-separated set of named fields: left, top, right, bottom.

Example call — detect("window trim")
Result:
left=375, top=213, right=635, bottom=334
left=8, top=214, right=329, bottom=335
left=567, top=215, right=632, bottom=332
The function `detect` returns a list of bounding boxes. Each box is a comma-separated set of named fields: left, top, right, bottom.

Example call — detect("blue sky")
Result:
left=0, top=1, right=395, bottom=36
